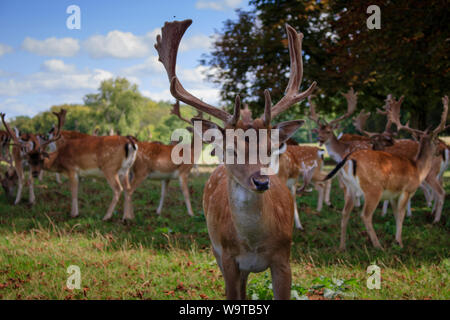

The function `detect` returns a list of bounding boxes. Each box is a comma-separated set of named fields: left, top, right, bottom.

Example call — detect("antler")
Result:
left=353, top=109, right=379, bottom=137
left=329, top=88, right=357, bottom=126
left=155, top=20, right=233, bottom=124
left=433, top=96, right=448, bottom=135
left=170, top=100, right=191, bottom=125
left=380, top=95, right=404, bottom=132
left=268, top=24, right=317, bottom=119
left=307, top=94, right=320, bottom=124
left=241, top=103, right=253, bottom=125
left=41, top=109, right=66, bottom=148
left=386, top=96, right=424, bottom=136
left=0, top=113, right=22, bottom=147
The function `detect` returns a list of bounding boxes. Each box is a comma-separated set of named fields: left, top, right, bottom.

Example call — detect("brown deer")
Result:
left=308, top=89, right=387, bottom=209
left=278, top=143, right=331, bottom=229
left=324, top=96, right=448, bottom=250
left=42, top=132, right=138, bottom=220
left=156, top=19, right=316, bottom=299
left=354, top=96, right=448, bottom=222
left=0, top=110, right=66, bottom=205
left=123, top=101, right=198, bottom=218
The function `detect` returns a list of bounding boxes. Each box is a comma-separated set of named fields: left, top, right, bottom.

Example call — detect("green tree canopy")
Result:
left=201, top=0, right=449, bottom=136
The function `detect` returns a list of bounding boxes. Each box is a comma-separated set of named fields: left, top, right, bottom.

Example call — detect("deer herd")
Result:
left=0, top=20, right=448, bottom=300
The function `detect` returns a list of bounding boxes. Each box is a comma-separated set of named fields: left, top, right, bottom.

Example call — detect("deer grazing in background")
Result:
left=308, top=89, right=392, bottom=209
left=42, top=129, right=138, bottom=220
left=278, top=141, right=331, bottom=229
left=324, top=96, right=448, bottom=250
left=156, top=19, right=316, bottom=299
left=354, top=95, right=449, bottom=223
left=123, top=101, right=198, bottom=218
left=1, top=110, right=66, bottom=205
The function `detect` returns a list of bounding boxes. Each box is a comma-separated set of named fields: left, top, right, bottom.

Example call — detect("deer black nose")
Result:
left=251, top=174, right=270, bottom=192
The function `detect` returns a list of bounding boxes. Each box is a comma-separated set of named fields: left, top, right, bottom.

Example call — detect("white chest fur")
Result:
left=228, top=179, right=269, bottom=272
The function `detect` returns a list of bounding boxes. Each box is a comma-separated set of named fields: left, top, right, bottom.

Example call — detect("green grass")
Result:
left=0, top=166, right=448, bottom=300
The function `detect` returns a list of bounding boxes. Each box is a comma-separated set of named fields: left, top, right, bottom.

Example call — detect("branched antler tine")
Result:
left=353, top=109, right=377, bottom=136
left=433, top=95, right=448, bottom=135
left=170, top=100, right=191, bottom=125
left=307, top=95, right=320, bottom=123
left=241, top=104, right=252, bottom=124
left=329, top=88, right=358, bottom=126
left=41, top=109, right=66, bottom=147
left=0, top=113, right=21, bottom=146
left=270, top=24, right=317, bottom=118
left=230, top=95, right=241, bottom=126
left=387, top=97, right=422, bottom=135
left=155, top=20, right=231, bottom=123
left=263, top=90, right=272, bottom=126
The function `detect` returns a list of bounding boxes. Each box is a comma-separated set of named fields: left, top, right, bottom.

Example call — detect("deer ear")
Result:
left=272, top=120, right=305, bottom=144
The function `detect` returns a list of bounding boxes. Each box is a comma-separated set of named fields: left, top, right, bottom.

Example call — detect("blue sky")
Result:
left=0, top=0, right=249, bottom=118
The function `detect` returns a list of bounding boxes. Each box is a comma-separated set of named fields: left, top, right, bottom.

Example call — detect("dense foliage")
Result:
left=201, top=0, right=449, bottom=134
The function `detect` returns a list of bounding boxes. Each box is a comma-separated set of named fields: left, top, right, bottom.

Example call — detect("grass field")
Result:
left=0, top=165, right=448, bottom=300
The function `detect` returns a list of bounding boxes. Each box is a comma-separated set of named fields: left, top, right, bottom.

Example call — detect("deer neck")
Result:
left=414, top=138, right=435, bottom=182
left=227, top=173, right=266, bottom=248
left=325, top=133, right=346, bottom=162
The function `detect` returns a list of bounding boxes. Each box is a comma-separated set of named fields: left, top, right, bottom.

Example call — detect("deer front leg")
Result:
left=69, top=171, right=79, bottom=218
left=425, top=175, right=445, bottom=223
left=340, top=189, right=355, bottom=251
left=239, top=270, right=250, bottom=300
left=291, top=185, right=303, bottom=230
left=270, top=259, right=292, bottom=300
left=360, top=190, right=383, bottom=249
left=156, top=179, right=169, bottom=215
left=324, top=179, right=332, bottom=207
left=28, top=169, right=35, bottom=204
left=381, top=200, right=389, bottom=217
left=103, top=173, right=123, bottom=221
left=314, top=182, right=324, bottom=212
left=14, top=167, right=24, bottom=205
left=55, top=173, right=62, bottom=184
left=221, top=253, right=241, bottom=300
left=122, top=171, right=147, bottom=221
left=179, top=173, right=194, bottom=216
left=394, top=192, right=410, bottom=248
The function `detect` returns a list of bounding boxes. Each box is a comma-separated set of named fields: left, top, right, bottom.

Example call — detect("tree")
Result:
left=201, top=0, right=449, bottom=136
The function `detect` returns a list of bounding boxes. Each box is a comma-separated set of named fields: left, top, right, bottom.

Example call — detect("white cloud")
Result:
left=121, top=56, right=164, bottom=76
left=22, top=37, right=80, bottom=57
left=84, top=28, right=211, bottom=59
left=0, top=66, right=113, bottom=97
left=41, top=59, right=76, bottom=73
left=84, top=30, right=154, bottom=59
left=0, top=98, right=36, bottom=117
left=196, top=0, right=243, bottom=11
left=0, top=43, right=13, bottom=57
left=180, top=34, right=213, bottom=52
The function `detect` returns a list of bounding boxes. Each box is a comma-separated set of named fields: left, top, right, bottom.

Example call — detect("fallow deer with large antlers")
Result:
left=354, top=96, right=449, bottom=223
left=325, top=96, right=448, bottom=250
left=0, top=110, right=66, bottom=205
left=308, top=89, right=392, bottom=209
left=156, top=19, right=316, bottom=299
